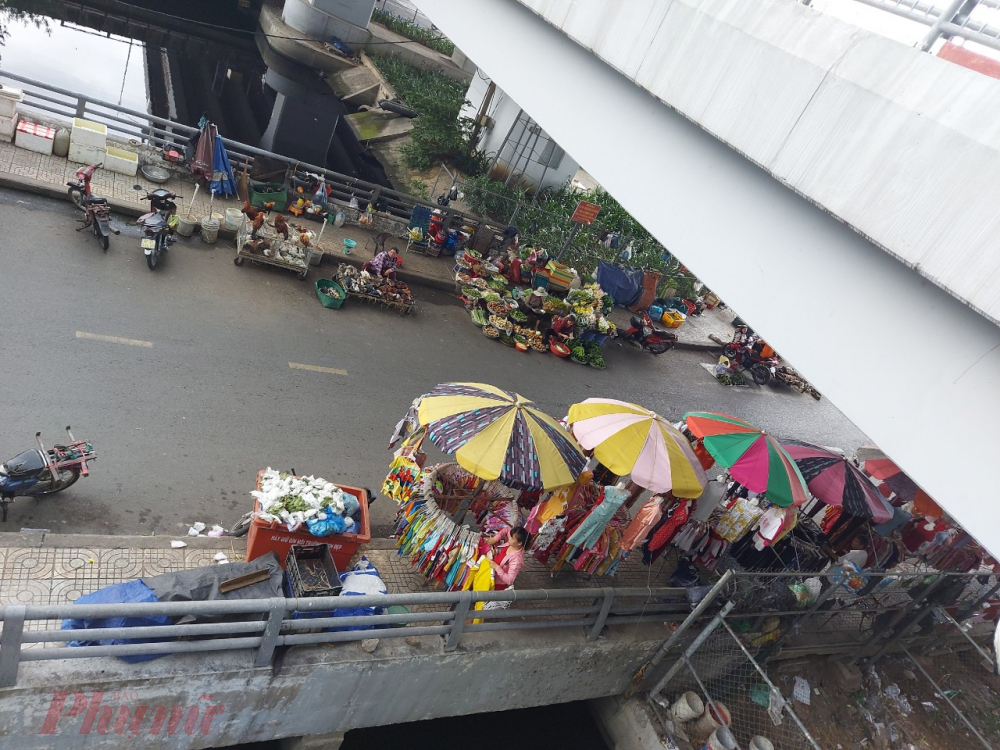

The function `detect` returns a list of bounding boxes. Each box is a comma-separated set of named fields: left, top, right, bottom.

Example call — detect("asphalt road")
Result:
left=0, top=189, right=870, bottom=536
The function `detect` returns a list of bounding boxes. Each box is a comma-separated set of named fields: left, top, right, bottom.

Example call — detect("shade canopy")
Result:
left=783, top=440, right=893, bottom=522
left=567, top=398, right=706, bottom=497
left=418, top=383, right=586, bottom=491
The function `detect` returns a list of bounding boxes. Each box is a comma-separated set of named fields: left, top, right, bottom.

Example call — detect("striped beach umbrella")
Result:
left=683, top=412, right=808, bottom=508
left=418, top=383, right=586, bottom=490
left=567, top=398, right=707, bottom=497
left=782, top=440, right=893, bottom=522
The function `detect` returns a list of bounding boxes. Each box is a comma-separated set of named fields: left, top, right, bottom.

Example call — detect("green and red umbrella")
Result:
left=683, top=412, right=808, bottom=508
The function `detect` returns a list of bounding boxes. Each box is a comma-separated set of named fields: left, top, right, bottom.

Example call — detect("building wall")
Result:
left=282, top=0, right=374, bottom=44
left=462, top=73, right=579, bottom=192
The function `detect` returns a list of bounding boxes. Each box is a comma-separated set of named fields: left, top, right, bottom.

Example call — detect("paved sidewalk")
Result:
left=0, top=533, right=680, bottom=640
left=0, top=140, right=457, bottom=292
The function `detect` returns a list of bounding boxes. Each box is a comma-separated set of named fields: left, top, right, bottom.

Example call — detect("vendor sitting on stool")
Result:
left=362, top=247, right=400, bottom=279
left=544, top=313, right=576, bottom=346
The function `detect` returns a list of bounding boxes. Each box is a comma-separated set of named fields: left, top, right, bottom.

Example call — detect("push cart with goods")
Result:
left=235, top=220, right=315, bottom=280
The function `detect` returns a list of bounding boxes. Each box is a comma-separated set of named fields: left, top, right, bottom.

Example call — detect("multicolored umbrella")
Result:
left=567, top=398, right=707, bottom=498
left=864, top=456, right=944, bottom=518
left=418, top=383, right=586, bottom=491
left=683, top=412, right=807, bottom=508
left=782, top=440, right=893, bottom=522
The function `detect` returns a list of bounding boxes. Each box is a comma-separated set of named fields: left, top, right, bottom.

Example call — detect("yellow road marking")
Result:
left=76, top=331, right=153, bottom=348
left=288, top=362, right=347, bottom=376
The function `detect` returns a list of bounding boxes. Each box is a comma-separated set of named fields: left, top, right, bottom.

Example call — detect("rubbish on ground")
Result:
left=793, top=676, right=811, bottom=705
left=170, top=540, right=187, bottom=548
left=207, top=525, right=225, bottom=537
left=213, top=552, right=228, bottom=562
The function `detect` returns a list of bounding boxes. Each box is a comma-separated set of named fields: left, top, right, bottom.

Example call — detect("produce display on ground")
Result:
left=338, top=264, right=415, bottom=314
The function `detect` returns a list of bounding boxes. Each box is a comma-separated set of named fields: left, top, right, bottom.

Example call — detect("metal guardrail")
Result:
left=0, top=585, right=701, bottom=688
left=0, top=69, right=501, bottom=236
left=806, top=0, right=1000, bottom=54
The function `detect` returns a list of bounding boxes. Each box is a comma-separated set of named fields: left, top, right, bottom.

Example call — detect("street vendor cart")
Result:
left=337, top=263, right=415, bottom=315
left=235, top=218, right=316, bottom=280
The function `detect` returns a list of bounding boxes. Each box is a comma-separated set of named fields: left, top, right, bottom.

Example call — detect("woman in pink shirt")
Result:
left=489, top=527, right=528, bottom=591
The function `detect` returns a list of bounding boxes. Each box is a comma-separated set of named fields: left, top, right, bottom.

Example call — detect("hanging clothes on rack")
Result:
left=642, top=497, right=693, bottom=565
left=621, top=495, right=666, bottom=551
left=566, top=485, right=630, bottom=550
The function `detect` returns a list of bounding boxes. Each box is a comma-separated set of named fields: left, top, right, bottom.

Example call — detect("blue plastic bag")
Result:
left=63, top=580, right=172, bottom=662
left=332, top=557, right=386, bottom=631
left=305, top=508, right=348, bottom=537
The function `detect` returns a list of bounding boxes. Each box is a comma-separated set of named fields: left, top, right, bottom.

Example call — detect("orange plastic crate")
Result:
left=245, top=471, right=371, bottom=570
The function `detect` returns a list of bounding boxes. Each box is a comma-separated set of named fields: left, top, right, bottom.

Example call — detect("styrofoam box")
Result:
left=15, top=120, right=55, bottom=155
left=68, top=141, right=105, bottom=166
left=0, top=85, right=23, bottom=120
left=0, top=115, right=16, bottom=143
left=71, top=117, right=107, bottom=150
left=104, top=146, right=138, bottom=176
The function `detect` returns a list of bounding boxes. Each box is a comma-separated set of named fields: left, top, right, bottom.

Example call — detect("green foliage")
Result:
left=0, top=0, right=57, bottom=60
left=369, top=53, right=485, bottom=176
left=461, top=175, right=674, bottom=274
left=370, top=8, right=455, bottom=56
left=409, top=178, right=430, bottom=199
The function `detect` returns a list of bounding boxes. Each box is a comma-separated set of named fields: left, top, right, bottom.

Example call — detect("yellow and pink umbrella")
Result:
left=683, top=412, right=807, bottom=508
left=567, top=398, right=707, bottom=498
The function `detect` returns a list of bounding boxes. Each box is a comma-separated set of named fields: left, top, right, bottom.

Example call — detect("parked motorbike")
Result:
left=67, top=164, right=119, bottom=251
left=0, top=427, right=96, bottom=522
left=136, top=187, right=181, bottom=271
left=723, top=328, right=778, bottom=385
left=621, top=312, right=677, bottom=355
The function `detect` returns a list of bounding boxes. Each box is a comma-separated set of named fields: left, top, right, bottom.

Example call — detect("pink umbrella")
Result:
left=783, top=440, right=893, bottom=522
left=567, top=399, right=707, bottom=497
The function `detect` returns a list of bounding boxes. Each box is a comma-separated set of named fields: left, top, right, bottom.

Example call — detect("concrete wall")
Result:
left=415, top=0, right=1000, bottom=560
left=312, top=0, right=375, bottom=29
left=0, top=625, right=668, bottom=748
left=282, top=0, right=373, bottom=45
left=461, top=73, right=579, bottom=191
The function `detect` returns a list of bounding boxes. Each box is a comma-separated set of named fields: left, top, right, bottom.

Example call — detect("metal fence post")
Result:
left=444, top=591, right=472, bottom=652
left=75, top=96, right=87, bottom=119
left=0, top=604, right=26, bottom=688
left=918, top=0, right=976, bottom=50
left=254, top=599, right=285, bottom=667
left=647, top=600, right=736, bottom=701
left=628, top=569, right=734, bottom=698
left=858, top=574, right=948, bottom=664
left=588, top=588, right=615, bottom=642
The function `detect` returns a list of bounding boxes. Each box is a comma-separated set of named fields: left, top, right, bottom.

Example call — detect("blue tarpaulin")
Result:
left=210, top=134, right=237, bottom=197
left=63, top=580, right=172, bottom=662
left=596, top=260, right=644, bottom=308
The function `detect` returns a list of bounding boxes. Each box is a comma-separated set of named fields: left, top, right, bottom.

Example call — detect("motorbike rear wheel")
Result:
left=229, top=511, right=253, bottom=537
left=722, top=343, right=739, bottom=358
left=751, top=364, right=772, bottom=385
left=35, top=469, right=80, bottom=495
left=147, top=236, right=160, bottom=270
left=649, top=343, right=672, bottom=355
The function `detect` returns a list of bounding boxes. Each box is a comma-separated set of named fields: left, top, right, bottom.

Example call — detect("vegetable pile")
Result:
left=252, top=468, right=357, bottom=533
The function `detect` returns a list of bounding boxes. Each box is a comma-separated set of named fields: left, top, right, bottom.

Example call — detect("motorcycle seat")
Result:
left=2, top=449, right=48, bottom=478
left=85, top=196, right=108, bottom=205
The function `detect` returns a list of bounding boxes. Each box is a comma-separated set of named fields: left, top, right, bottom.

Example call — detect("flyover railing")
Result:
left=0, top=584, right=707, bottom=688
left=0, top=69, right=500, bottom=235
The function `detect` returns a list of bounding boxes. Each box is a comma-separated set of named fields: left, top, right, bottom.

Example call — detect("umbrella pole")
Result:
left=186, top=184, right=200, bottom=217
left=451, top=478, right=483, bottom=524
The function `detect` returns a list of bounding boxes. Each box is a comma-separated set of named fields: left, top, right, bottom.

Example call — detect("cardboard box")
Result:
left=104, top=145, right=138, bottom=176
left=15, top=120, right=55, bottom=155
left=68, top=141, right=105, bottom=166
left=71, top=117, right=107, bottom=150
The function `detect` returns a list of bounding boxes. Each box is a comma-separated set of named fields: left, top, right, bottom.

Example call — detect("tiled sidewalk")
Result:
left=0, top=139, right=457, bottom=290
left=0, top=534, right=679, bottom=639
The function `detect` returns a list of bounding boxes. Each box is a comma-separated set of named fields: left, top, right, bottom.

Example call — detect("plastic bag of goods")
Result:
left=332, top=557, right=387, bottom=631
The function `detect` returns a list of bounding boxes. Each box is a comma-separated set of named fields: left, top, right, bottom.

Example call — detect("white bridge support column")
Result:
left=419, top=0, right=1000, bottom=555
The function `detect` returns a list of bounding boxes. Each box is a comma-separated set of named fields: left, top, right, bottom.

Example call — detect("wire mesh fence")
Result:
left=651, top=612, right=820, bottom=749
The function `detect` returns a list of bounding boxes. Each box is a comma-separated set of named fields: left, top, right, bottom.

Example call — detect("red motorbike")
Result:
left=621, top=312, right=677, bottom=355
left=67, top=164, right=118, bottom=251
left=723, top=328, right=779, bottom=384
